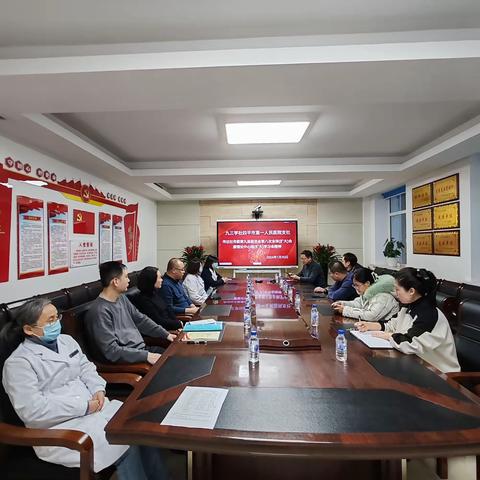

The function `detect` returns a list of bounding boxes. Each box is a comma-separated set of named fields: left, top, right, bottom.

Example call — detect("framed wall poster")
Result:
left=412, top=207, right=433, bottom=232
left=433, top=202, right=460, bottom=230
left=47, top=202, right=69, bottom=274
left=433, top=231, right=460, bottom=256
left=17, top=196, right=45, bottom=279
left=433, top=174, right=459, bottom=205
left=412, top=233, right=433, bottom=255
left=73, top=209, right=95, bottom=235
left=99, top=212, right=112, bottom=264
left=412, top=183, right=432, bottom=209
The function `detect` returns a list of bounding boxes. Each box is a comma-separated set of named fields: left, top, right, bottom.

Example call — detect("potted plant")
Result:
left=312, top=243, right=338, bottom=279
left=383, top=238, right=405, bottom=267
left=181, top=245, right=206, bottom=267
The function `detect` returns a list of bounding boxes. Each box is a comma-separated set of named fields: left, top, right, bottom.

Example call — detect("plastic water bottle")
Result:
left=310, top=304, right=319, bottom=327
left=294, top=292, right=301, bottom=311
left=336, top=329, right=348, bottom=362
left=249, top=328, right=259, bottom=365
left=288, top=286, right=293, bottom=303
left=275, top=272, right=279, bottom=283
left=243, top=306, right=251, bottom=332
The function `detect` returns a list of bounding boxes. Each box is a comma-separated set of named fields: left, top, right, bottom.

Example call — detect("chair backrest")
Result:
left=65, top=285, right=90, bottom=308
left=128, top=271, right=139, bottom=288
left=125, top=286, right=140, bottom=304
left=459, top=283, right=480, bottom=303
left=373, top=267, right=397, bottom=277
left=61, top=302, right=94, bottom=359
left=455, top=300, right=480, bottom=371
left=37, top=289, right=70, bottom=311
left=437, top=279, right=461, bottom=298
left=85, top=280, right=103, bottom=301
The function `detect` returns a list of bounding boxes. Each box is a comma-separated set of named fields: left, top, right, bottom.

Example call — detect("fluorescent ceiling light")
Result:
left=226, top=121, right=309, bottom=144
left=237, top=180, right=282, bottom=186
left=24, top=180, right=48, bottom=187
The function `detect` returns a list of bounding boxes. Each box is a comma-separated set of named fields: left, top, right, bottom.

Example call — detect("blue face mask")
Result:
left=212, top=262, right=219, bottom=269
left=38, top=319, right=62, bottom=342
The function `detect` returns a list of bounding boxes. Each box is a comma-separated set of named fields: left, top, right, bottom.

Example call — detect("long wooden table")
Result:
left=106, top=279, right=480, bottom=479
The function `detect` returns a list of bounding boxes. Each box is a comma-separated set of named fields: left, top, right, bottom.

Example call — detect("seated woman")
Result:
left=183, top=260, right=209, bottom=306
left=355, top=267, right=460, bottom=373
left=331, top=268, right=399, bottom=322
left=1, top=298, right=169, bottom=479
left=201, top=255, right=230, bottom=290
left=134, top=266, right=183, bottom=330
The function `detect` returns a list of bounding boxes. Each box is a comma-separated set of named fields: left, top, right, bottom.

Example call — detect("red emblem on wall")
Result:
left=81, top=184, right=91, bottom=203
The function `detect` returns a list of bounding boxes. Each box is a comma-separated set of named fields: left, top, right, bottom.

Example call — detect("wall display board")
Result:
left=112, top=215, right=125, bottom=262
left=411, top=173, right=460, bottom=257
left=99, top=212, right=112, bottom=264
left=17, top=196, right=45, bottom=279
left=0, top=183, right=13, bottom=282
left=47, top=202, right=69, bottom=274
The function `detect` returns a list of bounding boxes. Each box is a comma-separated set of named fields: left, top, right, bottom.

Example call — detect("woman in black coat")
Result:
left=201, top=255, right=228, bottom=290
left=133, top=266, right=183, bottom=330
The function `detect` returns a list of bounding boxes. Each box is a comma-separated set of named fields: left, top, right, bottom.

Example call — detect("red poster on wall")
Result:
left=48, top=202, right=69, bottom=275
left=99, top=212, right=112, bottom=264
left=0, top=183, right=12, bottom=282
left=73, top=209, right=95, bottom=234
left=17, top=196, right=45, bottom=280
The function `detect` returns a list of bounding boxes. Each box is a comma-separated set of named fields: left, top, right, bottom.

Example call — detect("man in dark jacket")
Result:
left=315, top=260, right=358, bottom=301
left=342, top=252, right=363, bottom=274
left=289, top=250, right=326, bottom=287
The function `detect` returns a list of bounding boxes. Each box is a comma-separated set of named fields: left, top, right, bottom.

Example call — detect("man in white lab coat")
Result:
left=1, top=298, right=169, bottom=479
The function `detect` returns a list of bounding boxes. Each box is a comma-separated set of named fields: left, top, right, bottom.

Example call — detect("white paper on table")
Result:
left=349, top=330, right=393, bottom=349
left=161, top=386, right=229, bottom=429
left=188, top=318, right=216, bottom=325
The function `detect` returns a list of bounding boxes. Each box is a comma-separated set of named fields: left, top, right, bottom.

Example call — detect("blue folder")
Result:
left=183, top=321, right=224, bottom=332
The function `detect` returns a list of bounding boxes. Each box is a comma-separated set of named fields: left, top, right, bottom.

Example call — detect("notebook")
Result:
left=349, top=330, right=393, bottom=349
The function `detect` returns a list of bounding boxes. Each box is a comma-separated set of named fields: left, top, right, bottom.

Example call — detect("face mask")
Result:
left=212, top=262, right=218, bottom=269
left=37, top=319, right=62, bottom=342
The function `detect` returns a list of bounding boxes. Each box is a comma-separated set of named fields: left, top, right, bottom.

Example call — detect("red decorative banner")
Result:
left=124, top=204, right=139, bottom=262
left=17, top=196, right=45, bottom=280
left=0, top=182, right=12, bottom=282
left=48, top=202, right=69, bottom=275
left=73, top=209, right=95, bottom=235
left=99, top=212, right=112, bottom=264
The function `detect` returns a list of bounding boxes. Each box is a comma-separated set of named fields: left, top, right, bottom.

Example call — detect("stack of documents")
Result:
left=183, top=318, right=224, bottom=332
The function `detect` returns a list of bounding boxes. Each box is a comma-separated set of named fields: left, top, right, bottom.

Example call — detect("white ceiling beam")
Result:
left=2, top=32, right=480, bottom=76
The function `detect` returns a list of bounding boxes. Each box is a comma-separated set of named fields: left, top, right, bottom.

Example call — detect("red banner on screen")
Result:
left=217, top=220, right=298, bottom=267
left=73, top=209, right=95, bottom=234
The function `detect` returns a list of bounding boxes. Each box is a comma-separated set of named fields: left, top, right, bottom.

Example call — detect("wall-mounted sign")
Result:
left=412, top=183, right=432, bottom=209
left=70, top=239, right=98, bottom=267
left=73, top=209, right=95, bottom=235
left=412, top=233, right=433, bottom=255
left=433, top=231, right=460, bottom=256
left=433, top=174, right=459, bottom=205
left=17, top=196, right=45, bottom=279
left=0, top=183, right=12, bottom=283
left=412, top=208, right=432, bottom=231
left=112, top=215, right=125, bottom=262
left=99, top=212, right=112, bottom=264
left=47, top=202, right=69, bottom=275
left=433, top=202, right=460, bottom=230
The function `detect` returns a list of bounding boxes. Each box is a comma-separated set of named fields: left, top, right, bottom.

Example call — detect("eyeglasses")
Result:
left=174, top=268, right=186, bottom=272
left=33, top=313, right=62, bottom=328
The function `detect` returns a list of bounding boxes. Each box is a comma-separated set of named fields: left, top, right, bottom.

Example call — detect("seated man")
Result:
left=342, top=252, right=363, bottom=274
left=315, top=260, right=357, bottom=301
left=86, top=261, right=176, bottom=365
left=289, top=249, right=326, bottom=287
left=160, top=258, right=199, bottom=315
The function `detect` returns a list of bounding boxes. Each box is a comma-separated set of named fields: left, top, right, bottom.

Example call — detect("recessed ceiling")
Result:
left=1, top=2, right=480, bottom=200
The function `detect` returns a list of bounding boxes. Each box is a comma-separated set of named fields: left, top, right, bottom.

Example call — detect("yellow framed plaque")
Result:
left=433, top=174, right=459, bottom=204
left=412, top=208, right=433, bottom=232
left=433, top=231, right=460, bottom=256
left=412, top=233, right=433, bottom=254
left=433, top=202, right=460, bottom=230
left=412, top=183, right=432, bottom=209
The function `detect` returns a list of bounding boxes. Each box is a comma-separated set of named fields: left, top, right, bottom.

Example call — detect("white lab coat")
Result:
left=2, top=334, right=129, bottom=472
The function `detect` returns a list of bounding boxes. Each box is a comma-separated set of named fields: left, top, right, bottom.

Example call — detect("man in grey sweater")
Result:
left=86, top=262, right=177, bottom=365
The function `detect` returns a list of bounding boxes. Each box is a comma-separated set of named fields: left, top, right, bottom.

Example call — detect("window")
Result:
left=388, top=193, right=406, bottom=264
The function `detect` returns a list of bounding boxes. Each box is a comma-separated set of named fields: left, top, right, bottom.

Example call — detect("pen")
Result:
left=186, top=340, right=207, bottom=344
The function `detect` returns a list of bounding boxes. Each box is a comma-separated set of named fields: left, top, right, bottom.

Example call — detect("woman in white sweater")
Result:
left=355, top=267, right=460, bottom=374
left=183, top=260, right=209, bottom=306
left=332, top=269, right=399, bottom=322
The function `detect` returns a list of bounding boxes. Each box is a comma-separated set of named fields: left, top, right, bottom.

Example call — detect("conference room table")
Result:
left=106, top=279, right=480, bottom=480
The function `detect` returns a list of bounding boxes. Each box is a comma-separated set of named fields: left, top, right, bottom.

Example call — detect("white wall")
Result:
left=156, top=201, right=200, bottom=273
left=362, top=194, right=389, bottom=267
left=317, top=199, right=363, bottom=263
left=0, top=136, right=157, bottom=303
